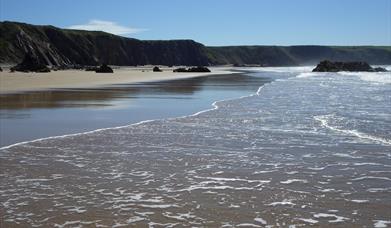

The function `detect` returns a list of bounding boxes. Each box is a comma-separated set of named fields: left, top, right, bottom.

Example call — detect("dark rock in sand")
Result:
left=189, top=66, right=211, bottom=72
left=10, top=53, right=51, bottom=73
left=153, top=66, right=162, bottom=72
left=312, top=60, right=387, bottom=72
left=173, top=67, right=188, bottom=72
left=0, top=66, right=2, bottom=72
left=373, top=67, right=388, bottom=72
left=85, top=66, right=99, bottom=71
left=233, top=63, right=245, bottom=67
left=173, top=66, right=211, bottom=73
left=95, top=64, right=113, bottom=73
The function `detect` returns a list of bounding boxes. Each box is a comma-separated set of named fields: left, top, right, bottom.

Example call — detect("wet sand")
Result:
left=0, top=66, right=232, bottom=94
left=0, top=72, right=270, bottom=147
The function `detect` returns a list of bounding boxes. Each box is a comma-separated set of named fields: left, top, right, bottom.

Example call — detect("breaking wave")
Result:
left=338, top=71, right=391, bottom=84
left=314, top=114, right=391, bottom=145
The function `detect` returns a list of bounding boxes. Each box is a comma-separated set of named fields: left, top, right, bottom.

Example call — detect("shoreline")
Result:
left=0, top=66, right=235, bottom=94
left=0, top=80, right=266, bottom=151
left=0, top=70, right=269, bottom=148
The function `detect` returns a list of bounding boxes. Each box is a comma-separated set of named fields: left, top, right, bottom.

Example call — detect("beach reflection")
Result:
left=0, top=73, right=267, bottom=110
left=0, top=73, right=270, bottom=146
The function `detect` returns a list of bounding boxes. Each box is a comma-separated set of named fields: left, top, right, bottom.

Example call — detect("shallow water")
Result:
left=0, top=67, right=390, bottom=227
left=0, top=73, right=269, bottom=147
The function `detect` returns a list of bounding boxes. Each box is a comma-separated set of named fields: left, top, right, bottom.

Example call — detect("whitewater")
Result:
left=1, top=67, right=390, bottom=227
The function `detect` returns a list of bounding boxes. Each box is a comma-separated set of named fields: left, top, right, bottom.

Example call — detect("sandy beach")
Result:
left=0, top=66, right=234, bottom=94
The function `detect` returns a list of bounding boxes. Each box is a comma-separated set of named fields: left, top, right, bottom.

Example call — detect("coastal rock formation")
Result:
left=372, top=67, right=388, bottom=72
left=95, top=64, right=113, bottom=73
left=1, top=21, right=391, bottom=67
left=173, top=68, right=187, bottom=72
left=153, top=66, right=162, bottom=72
left=190, top=66, right=211, bottom=72
left=10, top=53, right=50, bottom=72
left=173, top=66, right=211, bottom=73
left=0, top=21, right=210, bottom=67
left=312, top=60, right=388, bottom=72
left=85, top=66, right=99, bottom=71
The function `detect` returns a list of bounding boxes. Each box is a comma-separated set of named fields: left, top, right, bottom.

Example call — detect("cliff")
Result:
left=0, top=21, right=210, bottom=66
left=206, top=45, right=391, bottom=66
left=1, top=21, right=391, bottom=66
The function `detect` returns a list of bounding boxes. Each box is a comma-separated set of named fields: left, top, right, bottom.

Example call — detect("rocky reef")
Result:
left=312, top=60, right=387, bottom=72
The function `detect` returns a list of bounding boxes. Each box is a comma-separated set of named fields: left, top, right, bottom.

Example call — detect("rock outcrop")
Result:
left=312, top=60, right=387, bottom=72
left=173, top=68, right=187, bottom=72
left=95, top=64, right=113, bottom=73
left=372, top=67, right=388, bottom=72
left=173, top=66, right=210, bottom=73
left=173, top=66, right=211, bottom=73
left=10, top=53, right=50, bottom=72
left=153, top=66, right=162, bottom=72
left=85, top=66, right=99, bottom=71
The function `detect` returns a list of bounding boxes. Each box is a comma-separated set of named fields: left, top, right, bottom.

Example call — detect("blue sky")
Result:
left=1, top=0, right=390, bottom=46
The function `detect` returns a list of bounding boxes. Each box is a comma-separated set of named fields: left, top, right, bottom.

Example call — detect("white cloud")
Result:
left=67, top=20, right=146, bottom=35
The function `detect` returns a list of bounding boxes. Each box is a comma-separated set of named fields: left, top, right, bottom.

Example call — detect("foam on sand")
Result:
left=297, top=218, right=318, bottom=224
left=374, top=220, right=391, bottom=228
left=280, top=179, right=308, bottom=184
left=267, top=200, right=296, bottom=206
left=254, top=217, right=267, bottom=225
left=313, top=213, right=349, bottom=223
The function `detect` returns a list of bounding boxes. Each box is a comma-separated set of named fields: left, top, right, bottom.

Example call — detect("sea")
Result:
left=0, top=67, right=390, bottom=227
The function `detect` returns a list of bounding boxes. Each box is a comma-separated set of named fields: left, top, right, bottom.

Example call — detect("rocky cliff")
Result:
left=0, top=21, right=210, bottom=66
left=206, top=45, right=391, bottom=66
left=1, top=21, right=391, bottom=66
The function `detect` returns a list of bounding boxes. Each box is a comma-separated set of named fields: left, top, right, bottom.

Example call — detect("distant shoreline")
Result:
left=0, top=66, right=235, bottom=94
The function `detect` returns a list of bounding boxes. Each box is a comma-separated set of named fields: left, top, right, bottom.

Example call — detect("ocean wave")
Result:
left=250, top=66, right=314, bottom=73
left=314, top=114, right=391, bottom=145
left=337, top=71, right=391, bottom=84
left=295, top=72, right=320, bottom=78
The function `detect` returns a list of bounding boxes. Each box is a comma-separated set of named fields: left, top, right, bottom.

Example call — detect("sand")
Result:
left=0, top=66, right=234, bottom=94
